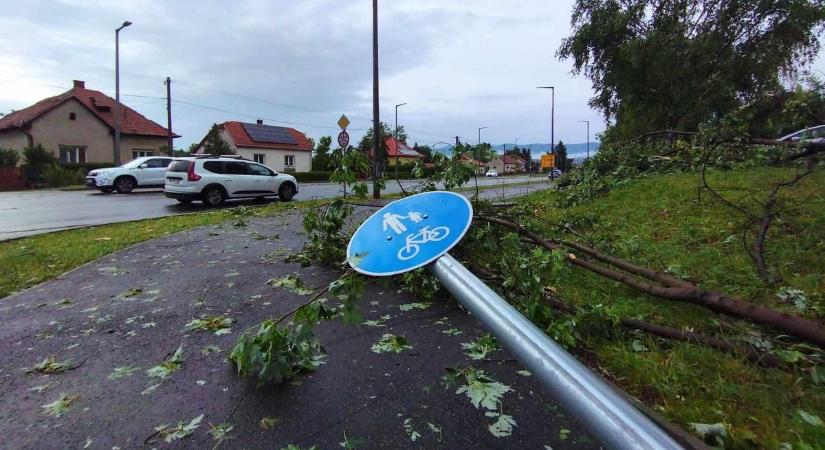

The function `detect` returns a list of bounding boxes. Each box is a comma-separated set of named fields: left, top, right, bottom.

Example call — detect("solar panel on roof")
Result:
left=241, top=122, right=298, bottom=145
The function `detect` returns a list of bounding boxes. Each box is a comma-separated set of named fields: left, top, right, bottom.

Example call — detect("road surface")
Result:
left=0, top=175, right=552, bottom=240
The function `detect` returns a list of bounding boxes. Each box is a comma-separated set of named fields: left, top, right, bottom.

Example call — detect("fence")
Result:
left=0, top=166, right=25, bottom=191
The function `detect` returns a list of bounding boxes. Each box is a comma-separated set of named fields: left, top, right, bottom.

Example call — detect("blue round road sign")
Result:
left=347, top=191, right=473, bottom=276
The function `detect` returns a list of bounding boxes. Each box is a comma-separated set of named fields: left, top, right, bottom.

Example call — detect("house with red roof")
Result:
left=193, top=120, right=312, bottom=172
left=487, top=154, right=526, bottom=174
left=368, top=137, right=422, bottom=166
left=0, top=80, right=177, bottom=164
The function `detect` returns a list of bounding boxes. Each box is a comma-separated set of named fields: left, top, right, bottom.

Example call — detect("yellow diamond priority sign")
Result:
left=337, top=114, right=350, bottom=130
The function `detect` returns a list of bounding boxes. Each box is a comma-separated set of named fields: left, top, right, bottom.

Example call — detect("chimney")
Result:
left=73, top=80, right=85, bottom=89
left=256, top=119, right=263, bottom=125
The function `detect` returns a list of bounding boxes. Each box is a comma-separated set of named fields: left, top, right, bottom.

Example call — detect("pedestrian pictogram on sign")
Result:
left=337, top=130, right=350, bottom=148
left=347, top=191, right=473, bottom=276
left=337, top=114, right=350, bottom=130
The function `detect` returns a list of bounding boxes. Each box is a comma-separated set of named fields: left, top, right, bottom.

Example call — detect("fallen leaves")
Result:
left=25, top=356, right=73, bottom=374
left=154, top=414, right=204, bottom=443
left=107, top=365, right=140, bottom=380
left=371, top=334, right=413, bottom=354
left=146, top=345, right=184, bottom=379
left=461, top=334, right=500, bottom=360
left=186, top=316, right=234, bottom=335
left=267, top=275, right=315, bottom=295
left=41, top=393, right=79, bottom=417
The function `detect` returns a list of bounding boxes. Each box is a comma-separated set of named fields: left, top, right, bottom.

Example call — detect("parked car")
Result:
left=547, top=169, right=562, bottom=179
left=86, top=156, right=174, bottom=193
left=485, top=169, right=498, bottom=177
left=778, top=124, right=825, bottom=144
left=164, top=155, right=298, bottom=206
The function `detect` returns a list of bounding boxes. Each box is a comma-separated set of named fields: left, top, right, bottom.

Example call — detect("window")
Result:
left=253, top=154, right=265, bottom=164
left=169, top=160, right=192, bottom=173
left=203, top=161, right=224, bottom=174
left=284, top=155, right=295, bottom=167
left=248, top=163, right=273, bottom=176
left=68, top=112, right=76, bottom=121
left=224, top=161, right=249, bottom=175
left=132, top=150, right=154, bottom=159
left=145, top=158, right=172, bottom=168
left=59, top=146, right=86, bottom=164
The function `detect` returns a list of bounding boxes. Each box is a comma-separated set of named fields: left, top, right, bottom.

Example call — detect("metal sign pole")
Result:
left=429, top=253, right=683, bottom=450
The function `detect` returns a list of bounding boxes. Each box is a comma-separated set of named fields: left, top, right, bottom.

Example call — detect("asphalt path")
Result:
left=0, top=210, right=597, bottom=449
left=0, top=175, right=553, bottom=241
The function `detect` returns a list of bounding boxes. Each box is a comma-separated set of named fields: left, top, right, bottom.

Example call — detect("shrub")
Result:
left=0, top=148, right=19, bottom=167
left=293, top=171, right=333, bottom=183
left=61, top=162, right=113, bottom=174
left=42, top=165, right=85, bottom=188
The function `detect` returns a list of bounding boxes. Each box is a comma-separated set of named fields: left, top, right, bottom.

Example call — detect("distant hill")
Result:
left=432, top=142, right=600, bottom=159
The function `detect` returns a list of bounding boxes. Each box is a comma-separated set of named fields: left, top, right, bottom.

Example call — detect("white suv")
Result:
left=86, top=156, right=174, bottom=193
left=164, top=155, right=298, bottom=206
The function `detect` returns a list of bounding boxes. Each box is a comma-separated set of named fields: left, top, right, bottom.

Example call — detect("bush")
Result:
left=0, top=148, right=19, bottom=167
left=42, top=165, right=85, bottom=188
left=293, top=171, right=333, bottom=182
left=61, top=162, right=113, bottom=174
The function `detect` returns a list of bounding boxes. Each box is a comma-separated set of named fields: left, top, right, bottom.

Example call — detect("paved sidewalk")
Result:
left=0, top=212, right=596, bottom=449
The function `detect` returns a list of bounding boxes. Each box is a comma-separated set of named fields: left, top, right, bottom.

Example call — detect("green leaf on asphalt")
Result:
left=209, top=422, right=234, bottom=446
left=185, top=315, right=234, bottom=335
left=25, top=356, right=72, bottom=374
left=403, top=418, right=422, bottom=442
left=107, top=365, right=140, bottom=380
left=461, top=334, right=500, bottom=360
left=260, top=416, right=279, bottom=429
left=146, top=345, right=184, bottom=379
left=41, top=393, right=79, bottom=417
left=268, top=275, right=315, bottom=295
left=442, top=328, right=463, bottom=336
left=155, top=414, right=204, bottom=443
left=371, top=334, right=412, bottom=354
left=445, top=367, right=512, bottom=411
left=399, top=302, right=430, bottom=311
left=486, top=412, right=517, bottom=437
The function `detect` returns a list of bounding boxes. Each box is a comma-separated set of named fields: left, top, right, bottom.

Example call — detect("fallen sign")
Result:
left=347, top=191, right=683, bottom=450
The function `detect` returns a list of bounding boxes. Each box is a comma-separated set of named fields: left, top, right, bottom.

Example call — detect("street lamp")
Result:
left=114, top=20, right=132, bottom=165
left=394, top=102, right=406, bottom=179
left=478, top=126, right=487, bottom=146
left=579, top=120, right=591, bottom=159
left=371, top=0, right=381, bottom=199
left=537, top=86, right=554, bottom=154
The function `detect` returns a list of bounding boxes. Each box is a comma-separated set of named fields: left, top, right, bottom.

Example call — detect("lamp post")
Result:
left=537, top=86, right=554, bottom=154
left=371, top=0, right=381, bottom=199
left=478, top=126, right=487, bottom=146
left=580, top=120, right=591, bottom=159
left=114, top=20, right=132, bottom=165
left=394, top=102, right=406, bottom=179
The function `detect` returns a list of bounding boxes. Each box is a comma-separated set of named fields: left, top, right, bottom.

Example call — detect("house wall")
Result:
left=0, top=130, right=30, bottom=165
left=386, top=156, right=419, bottom=167
left=488, top=158, right=504, bottom=173
left=19, top=99, right=167, bottom=164
left=233, top=147, right=311, bottom=172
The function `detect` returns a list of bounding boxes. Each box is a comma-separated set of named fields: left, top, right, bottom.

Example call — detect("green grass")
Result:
left=522, top=166, right=825, bottom=448
left=0, top=200, right=318, bottom=299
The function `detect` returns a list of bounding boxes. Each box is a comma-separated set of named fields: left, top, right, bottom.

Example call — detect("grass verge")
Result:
left=0, top=200, right=319, bottom=299
left=519, top=166, right=824, bottom=448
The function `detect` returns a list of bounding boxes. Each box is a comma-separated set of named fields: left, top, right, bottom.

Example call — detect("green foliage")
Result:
left=202, top=123, right=233, bottom=155
left=416, top=145, right=477, bottom=191
left=292, top=171, right=333, bottom=182
left=461, top=334, right=500, bottom=360
left=329, top=272, right=366, bottom=324
left=558, top=0, right=825, bottom=139
left=41, top=393, right=78, bottom=417
left=229, top=320, right=325, bottom=387
left=26, top=356, right=73, bottom=374
left=554, top=140, right=568, bottom=172
left=42, top=165, right=85, bottom=187
left=371, top=333, right=412, bottom=353
left=330, top=147, right=371, bottom=197
left=0, top=148, right=19, bottom=167
left=398, top=268, right=441, bottom=300
left=154, top=414, right=204, bottom=443
left=146, top=345, right=184, bottom=379
left=312, top=135, right=333, bottom=171
left=295, top=200, right=352, bottom=265
left=268, top=275, right=315, bottom=295
left=185, top=315, right=234, bottom=335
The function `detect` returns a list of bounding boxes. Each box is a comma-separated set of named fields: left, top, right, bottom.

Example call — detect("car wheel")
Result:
left=99, top=187, right=114, bottom=194
left=278, top=182, right=296, bottom=202
left=176, top=198, right=192, bottom=204
left=114, top=176, right=136, bottom=194
left=202, top=186, right=225, bottom=206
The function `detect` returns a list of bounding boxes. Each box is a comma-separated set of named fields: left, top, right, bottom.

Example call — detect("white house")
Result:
left=194, top=120, right=312, bottom=172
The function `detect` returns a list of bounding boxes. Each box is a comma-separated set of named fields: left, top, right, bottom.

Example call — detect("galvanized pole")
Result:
left=580, top=120, right=591, bottom=159
left=371, top=0, right=381, bottom=199
left=114, top=21, right=131, bottom=165
left=429, top=254, right=683, bottom=450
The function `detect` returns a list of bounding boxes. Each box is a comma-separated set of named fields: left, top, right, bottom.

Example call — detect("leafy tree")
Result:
left=470, top=142, right=496, bottom=163
left=558, top=0, right=825, bottom=139
left=202, top=123, right=233, bottom=155
left=413, top=143, right=433, bottom=163
left=312, top=136, right=333, bottom=171
left=0, top=148, right=19, bottom=167
left=555, top=141, right=568, bottom=172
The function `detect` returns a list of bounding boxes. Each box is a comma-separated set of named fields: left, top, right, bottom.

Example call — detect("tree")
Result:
left=413, top=143, right=433, bottom=163
left=555, top=141, right=568, bottom=172
left=0, top=148, right=19, bottom=167
left=558, top=0, right=825, bottom=139
left=202, top=124, right=232, bottom=155
left=312, top=135, right=333, bottom=171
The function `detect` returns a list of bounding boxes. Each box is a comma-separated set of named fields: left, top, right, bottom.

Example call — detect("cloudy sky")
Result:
left=1, top=1, right=822, bottom=152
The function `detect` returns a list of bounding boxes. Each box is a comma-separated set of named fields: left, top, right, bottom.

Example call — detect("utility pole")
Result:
left=165, top=77, right=173, bottom=156
left=580, top=120, right=591, bottom=159
left=455, top=136, right=460, bottom=147
left=372, top=0, right=381, bottom=199
left=114, top=20, right=132, bottom=164
left=537, top=86, right=554, bottom=155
